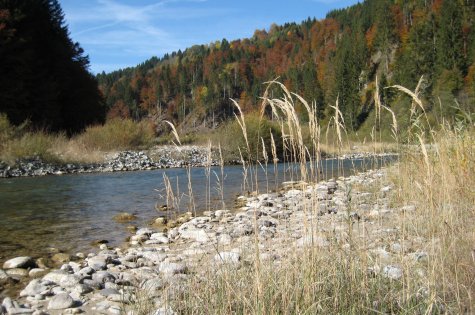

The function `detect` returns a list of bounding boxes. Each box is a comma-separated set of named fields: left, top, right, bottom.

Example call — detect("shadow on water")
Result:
left=0, top=155, right=396, bottom=263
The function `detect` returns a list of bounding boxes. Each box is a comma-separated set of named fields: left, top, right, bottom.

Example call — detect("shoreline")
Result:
left=0, top=145, right=220, bottom=178
left=0, top=144, right=396, bottom=178
left=0, top=165, right=428, bottom=314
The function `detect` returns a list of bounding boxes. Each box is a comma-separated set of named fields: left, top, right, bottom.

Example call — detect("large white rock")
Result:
left=48, top=293, right=75, bottom=310
left=296, top=235, right=329, bottom=248
left=382, top=265, right=403, bottom=280
left=87, top=255, right=111, bottom=271
left=59, top=274, right=82, bottom=287
left=159, top=262, right=187, bottom=276
left=2, top=257, right=35, bottom=269
left=0, top=269, right=11, bottom=284
left=20, top=279, right=49, bottom=297
left=141, top=251, right=166, bottom=264
left=179, top=229, right=210, bottom=243
left=42, top=270, right=69, bottom=284
left=214, top=252, right=240, bottom=264
left=149, top=233, right=169, bottom=244
left=141, top=278, right=165, bottom=292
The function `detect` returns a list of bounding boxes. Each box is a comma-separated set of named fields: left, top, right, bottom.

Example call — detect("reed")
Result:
left=156, top=81, right=474, bottom=315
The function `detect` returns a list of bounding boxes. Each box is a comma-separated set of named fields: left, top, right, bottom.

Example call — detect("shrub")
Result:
left=0, top=113, right=66, bottom=164
left=76, top=118, right=155, bottom=151
left=218, top=112, right=283, bottom=162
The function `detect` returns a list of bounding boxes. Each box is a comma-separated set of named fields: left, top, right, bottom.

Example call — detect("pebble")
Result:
left=4, top=166, right=429, bottom=315
left=0, top=147, right=219, bottom=178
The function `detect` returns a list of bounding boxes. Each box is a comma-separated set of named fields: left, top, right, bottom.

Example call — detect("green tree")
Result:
left=436, top=0, right=465, bottom=72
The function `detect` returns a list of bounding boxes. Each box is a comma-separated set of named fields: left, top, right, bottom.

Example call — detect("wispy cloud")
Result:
left=61, top=0, right=359, bottom=73
left=63, top=0, right=220, bottom=72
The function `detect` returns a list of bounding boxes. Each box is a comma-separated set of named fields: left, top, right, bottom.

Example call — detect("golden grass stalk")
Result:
left=388, top=77, right=425, bottom=115
left=163, top=120, right=182, bottom=146
left=231, top=99, right=250, bottom=154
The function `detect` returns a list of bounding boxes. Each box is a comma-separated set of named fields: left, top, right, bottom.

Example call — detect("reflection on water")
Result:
left=0, top=156, right=395, bottom=262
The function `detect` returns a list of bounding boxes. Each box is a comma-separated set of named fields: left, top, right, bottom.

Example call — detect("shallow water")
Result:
left=0, top=156, right=395, bottom=263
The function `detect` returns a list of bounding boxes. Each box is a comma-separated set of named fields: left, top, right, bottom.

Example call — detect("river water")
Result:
left=0, top=156, right=395, bottom=263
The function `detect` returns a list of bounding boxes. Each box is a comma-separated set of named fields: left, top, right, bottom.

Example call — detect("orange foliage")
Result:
left=365, top=25, right=378, bottom=50
left=431, top=0, right=443, bottom=13
left=139, top=84, right=157, bottom=112
left=239, top=91, right=253, bottom=113
left=107, top=100, right=130, bottom=120
left=412, top=8, right=426, bottom=25
left=391, top=5, right=409, bottom=45
left=465, top=64, right=475, bottom=87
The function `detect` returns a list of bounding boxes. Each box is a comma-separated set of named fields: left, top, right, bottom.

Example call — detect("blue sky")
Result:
left=60, top=0, right=360, bottom=74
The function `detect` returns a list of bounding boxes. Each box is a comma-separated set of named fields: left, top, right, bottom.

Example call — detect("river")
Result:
left=0, top=156, right=395, bottom=263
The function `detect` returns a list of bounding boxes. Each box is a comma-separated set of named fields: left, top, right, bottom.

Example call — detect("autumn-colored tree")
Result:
left=96, top=0, right=475, bottom=132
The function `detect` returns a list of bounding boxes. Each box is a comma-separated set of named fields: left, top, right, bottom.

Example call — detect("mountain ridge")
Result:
left=97, top=0, right=475, bottom=136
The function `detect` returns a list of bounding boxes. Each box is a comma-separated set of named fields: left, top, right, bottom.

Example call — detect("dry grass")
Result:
left=0, top=117, right=156, bottom=165
left=75, top=118, right=155, bottom=152
left=158, top=81, right=474, bottom=315
left=390, top=127, right=475, bottom=312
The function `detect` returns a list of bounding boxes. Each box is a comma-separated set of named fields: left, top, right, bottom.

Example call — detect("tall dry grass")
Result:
left=0, top=117, right=156, bottom=165
left=158, top=80, right=474, bottom=314
left=75, top=118, right=155, bottom=151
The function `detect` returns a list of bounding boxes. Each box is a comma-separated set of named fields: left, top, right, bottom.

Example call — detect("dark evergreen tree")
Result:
left=436, top=0, right=466, bottom=72
left=0, top=0, right=105, bottom=134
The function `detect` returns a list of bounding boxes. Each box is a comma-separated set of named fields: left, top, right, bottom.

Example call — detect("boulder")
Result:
left=48, top=293, right=75, bottom=310
left=72, top=283, right=93, bottom=295
left=87, top=255, right=111, bottom=271
left=179, top=229, right=210, bottom=243
left=6, top=268, right=29, bottom=278
left=42, top=270, right=69, bottom=284
left=5, top=307, right=34, bottom=314
left=51, top=253, right=70, bottom=264
left=141, top=278, right=164, bottom=292
left=28, top=268, right=46, bottom=278
left=159, top=262, right=187, bottom=276
left=382, top=265, right=403, bottom=280
left=59, top=274, right=82, bottom=287
left=3, top=257, right=36, bottom=269
left=0, top=269, right=12, bottom=285
left=92, top=271, right=116, bottom=284
left=214, top=252, right=240, bottom=264
left=136, top=228, right=155, bottom=236
left=20, top=279, right=49, bottom=297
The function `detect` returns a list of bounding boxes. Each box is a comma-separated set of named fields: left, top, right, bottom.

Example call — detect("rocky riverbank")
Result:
left=0, top=144, right=395, bottom=178
left=0, top=146, right=219, bottom=178
left=0, top=166, right=429, bottom=315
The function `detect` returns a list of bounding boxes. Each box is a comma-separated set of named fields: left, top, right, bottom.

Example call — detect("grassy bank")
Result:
left=0, top=115, right=155, bottom=165
left=155, top=82, right=474, bottom=314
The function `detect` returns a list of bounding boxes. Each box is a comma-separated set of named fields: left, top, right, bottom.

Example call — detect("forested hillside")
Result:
left=98, top=0, right=475, bottom=135
left=0, top=0, right=105, bottom=134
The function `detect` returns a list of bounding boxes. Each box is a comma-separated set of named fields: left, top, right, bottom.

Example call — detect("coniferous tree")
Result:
left=436, top=0, right=465, bottom=72
left=0, top=0, right=104, bottom=133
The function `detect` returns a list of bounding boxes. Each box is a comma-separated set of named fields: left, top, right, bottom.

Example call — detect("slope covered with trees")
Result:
left=0, top=0, right=105, bottom=134
left=98, top=0, right=475, bottom=136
